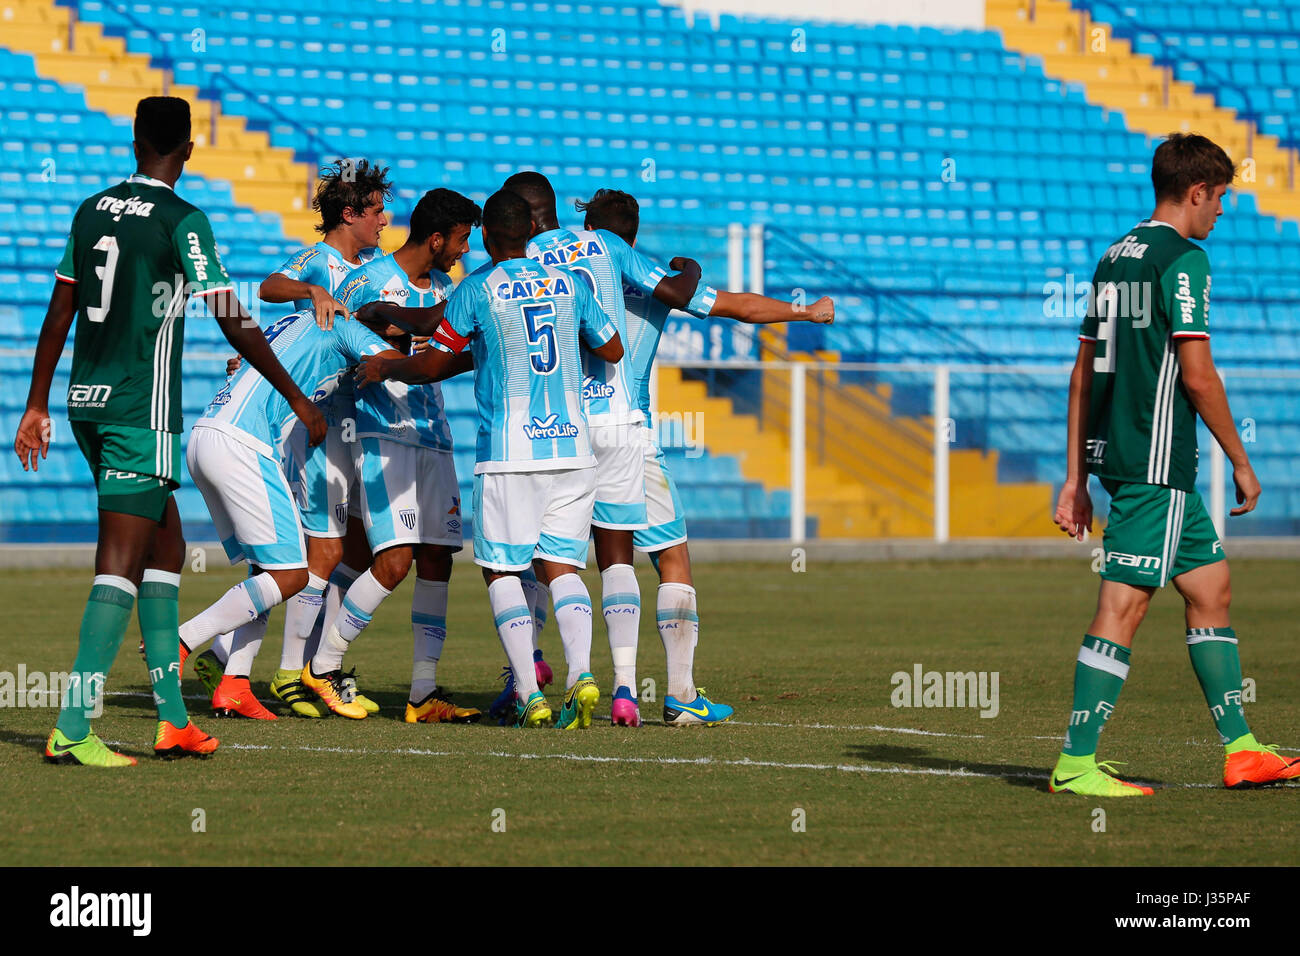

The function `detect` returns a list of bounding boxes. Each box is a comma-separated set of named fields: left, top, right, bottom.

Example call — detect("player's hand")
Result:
left=1053, top=479, right=1092, bottom=541
left=290, top=396, right=327, bottom=447
left=668, top=256, right=701, bottom=277
left=411, top=335, right=432, bottom=353
left=13, top=407, right=52, bottom=473
left=354, top=301, right=381, bottom=325
left=309, top=286, right=349, bottom=330
left=355, top=355, right=390, bottom=388
left=1230, top=462, right=1261, bottom=516
left=225, top=355, right=241, bottom=377
left=805, top=295, right=835, bottom=324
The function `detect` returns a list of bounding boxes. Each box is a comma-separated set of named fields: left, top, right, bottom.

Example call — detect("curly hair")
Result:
left=313, top=158, right=393, bottom=234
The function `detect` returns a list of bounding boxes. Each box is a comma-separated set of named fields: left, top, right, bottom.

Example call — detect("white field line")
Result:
left=7, top=733, right=1235, bottom=789
left=99, top=691, right=1296, bottom=752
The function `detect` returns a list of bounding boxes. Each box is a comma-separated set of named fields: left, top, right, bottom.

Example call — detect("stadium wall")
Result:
left=674, top=0, right=985, bottom=28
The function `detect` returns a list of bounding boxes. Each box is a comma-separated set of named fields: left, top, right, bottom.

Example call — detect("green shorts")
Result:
left=70, top=420, right=179, bottom=521
left=1099, top=479, right=1225, bottom=588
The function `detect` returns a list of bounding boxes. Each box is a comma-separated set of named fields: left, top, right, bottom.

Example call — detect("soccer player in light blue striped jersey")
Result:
left=180, top=309, right=403, bottom=718
left=578, top=188, right=834, bottom=725
left=357, top=190, right=624, bottom=729
left=504, top=171, right=702, bottom=727
left=305, top=189, right=484, bottom=723
left=252, top=159, right=391, bottom=715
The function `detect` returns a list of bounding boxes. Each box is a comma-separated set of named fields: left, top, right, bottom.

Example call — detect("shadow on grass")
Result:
left=843, top=743, right=1173, bottom=792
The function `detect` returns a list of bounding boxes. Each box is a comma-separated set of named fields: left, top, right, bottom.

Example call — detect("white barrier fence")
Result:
left=652, top=359, right=1300, bottom=544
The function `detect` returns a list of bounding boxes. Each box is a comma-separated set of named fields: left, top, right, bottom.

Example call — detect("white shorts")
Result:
left=634, top=442, right=688, bottom=552
left=187, top=425, right=307, bottom=570
left=355, top=437, right=463, bottom=553
left=472, top=466, right=596, bottom=571
left=590, top=422, right=650, bottom=530
left=282, top=422, right=356, bottom=538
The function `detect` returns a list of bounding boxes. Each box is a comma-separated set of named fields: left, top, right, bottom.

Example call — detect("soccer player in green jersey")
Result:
left=12, top=96, right=326, bottom=766
left=1050, top=133, right=1298, bottom=795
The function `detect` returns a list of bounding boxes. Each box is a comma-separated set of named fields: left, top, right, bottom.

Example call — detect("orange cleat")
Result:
left=154, top=719, right=220, bottom=758
left=211, top=675, right=277, bottom=720
left=1224, top=746, right=1300, bottom=789
left=179, top=640, right=190, bottom=675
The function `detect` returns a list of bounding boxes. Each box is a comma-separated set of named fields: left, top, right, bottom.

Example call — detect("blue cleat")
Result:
left=663, top=688, right=734, bottom=727
left=489, top=666, right=516, bottom=725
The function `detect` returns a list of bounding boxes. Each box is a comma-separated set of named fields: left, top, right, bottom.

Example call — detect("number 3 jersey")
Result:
left=436, top=258, right=617, bottom=473
left=55, top=173, right=233, bottom=433
left=1079, top=220, right=1211, bottom=492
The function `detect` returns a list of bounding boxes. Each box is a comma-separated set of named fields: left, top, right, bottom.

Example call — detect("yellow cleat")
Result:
left=405, top=688, right=482, bottom=724
left=514, top=691, right=552, bottom=728
left=270, top=668, right=330, bottom=718
left=340, top=668, right=379, bottom=715
left=300, top=665, right=368, bottom=719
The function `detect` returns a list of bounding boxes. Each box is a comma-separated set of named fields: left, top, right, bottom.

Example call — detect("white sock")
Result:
left=225, top=612, right=270, bottom=677
left=179, top=573, right=283, bottom=653
left=601, top=563, right=640, bottom=693
left=410, top=577, right=448, bottom=701
left=311, top=569, right=391, bottom=674
left=520, top=569, right=550, bottom=651
left=311, top=563, right=360, bottom=663
left=280, top=572, right=328, bottom=671
left=658, top=582, right=698, bottom=700
left=548, top=572, right=593, bottom=689
left=488, top=576, right=538, bottom=700
left=213, top=631, right=233, bottom=665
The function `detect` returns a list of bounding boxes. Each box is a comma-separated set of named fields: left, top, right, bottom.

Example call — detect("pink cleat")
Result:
left=611, top=686, right=641, bottom=727
left=533, top=650, right=554, bottom=690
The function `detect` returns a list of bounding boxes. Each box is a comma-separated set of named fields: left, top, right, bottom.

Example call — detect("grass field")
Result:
left=2, top=558, right=1298, bottom=866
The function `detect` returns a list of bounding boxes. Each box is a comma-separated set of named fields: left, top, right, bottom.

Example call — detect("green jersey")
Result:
left=55, top=173, right=232, bottom=434
left=1078, top=220, right=1211, bottom=492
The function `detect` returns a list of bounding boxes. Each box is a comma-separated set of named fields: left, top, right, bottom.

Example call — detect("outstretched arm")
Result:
left=650, top=256, right=702, bottom=311
left=1054, top=341, right=1095, bottom=540
left=259, top=274, right=348, bottom=330
left=709, top=290, right=835, bottom=325
left=14, top=280, right=76, bottom=472
left=354, top=300, right=448, bottom=338
left=356, top=346, right=466, bottom=388
left=206, top=290, right=326, bottom=446
left=1179, top=338, right=1259, bottom=516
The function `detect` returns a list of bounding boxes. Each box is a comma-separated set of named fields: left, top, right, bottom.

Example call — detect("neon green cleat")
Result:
left=553, top=673, right=600, bottom=729
left=514, top=691, right=552, bottom=728
left=44, top=728, right=137, bottom=767
left=192, top=649, right=225, bottom=697
left=1049, top=754, right=1154, bottom=797
left=270, top=668, right=330, bottom=718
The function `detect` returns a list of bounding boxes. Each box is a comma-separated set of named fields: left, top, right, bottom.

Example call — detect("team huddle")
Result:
left=15, top=97, right=834, bottom=765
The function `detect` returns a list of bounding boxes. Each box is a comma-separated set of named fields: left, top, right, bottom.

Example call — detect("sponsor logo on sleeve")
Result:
left=186, top=232, right=210, bottom=281
left=1175, top=272, right=1197, bottom=324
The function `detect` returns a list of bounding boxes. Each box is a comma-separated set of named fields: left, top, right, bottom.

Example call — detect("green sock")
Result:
left=1186, top=627, right=1252, bottom=747
left=1062, top=635, right=1131, bottom=757
left=56, top=576, right=136, bottom=740
left=139, top=573, right=188, bottom=727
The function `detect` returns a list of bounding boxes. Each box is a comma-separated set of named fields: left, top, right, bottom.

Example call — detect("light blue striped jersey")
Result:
left=274, top=241, right=380, bottom=310
left=623, top=280, right=717, bottom=420
left=272, top=241, right=378, bottom=427
left=438, top=258, right=617, bottom=474
left=335, top=253, right=455, bottom=451
left=195, top=309, right=392, bottom=460
left=526, top=228, right=665, bottom=427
